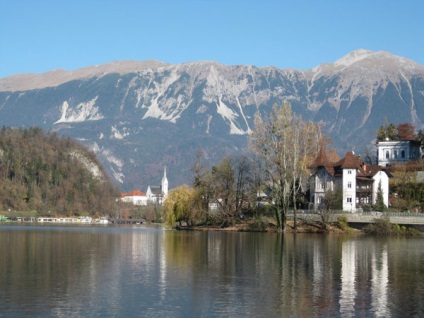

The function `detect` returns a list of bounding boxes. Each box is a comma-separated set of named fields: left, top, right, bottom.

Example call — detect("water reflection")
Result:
left=340, top=240, right=357, bottom=317
left=1, top=225, right=424, bottom=317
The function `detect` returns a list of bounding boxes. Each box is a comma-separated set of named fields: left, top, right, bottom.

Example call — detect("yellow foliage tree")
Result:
left=163, top=185, right=198, bottom=228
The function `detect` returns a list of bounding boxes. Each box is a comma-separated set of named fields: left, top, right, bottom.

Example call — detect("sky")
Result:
left=1, top=0, right=423, bottom=78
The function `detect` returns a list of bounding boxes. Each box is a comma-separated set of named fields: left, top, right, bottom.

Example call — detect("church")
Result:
left=146, top=167, right=169, bottom=204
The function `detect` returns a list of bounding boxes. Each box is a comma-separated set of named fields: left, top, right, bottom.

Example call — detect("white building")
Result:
left=120, top=190, right=148, bottom=206
left=146, top=167, right=169, bottom=204
left=309, top=150, right=390, bottom=212
left=377, top=140, right=422, bottom=166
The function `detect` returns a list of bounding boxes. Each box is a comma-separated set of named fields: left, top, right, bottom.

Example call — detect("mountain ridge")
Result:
left=2, top=49, right=423, bottom=93
left=0, top=49, right=423, bottom=191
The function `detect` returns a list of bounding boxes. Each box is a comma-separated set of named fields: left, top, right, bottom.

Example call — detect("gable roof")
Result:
left=311, top=150, right=387, bottom=179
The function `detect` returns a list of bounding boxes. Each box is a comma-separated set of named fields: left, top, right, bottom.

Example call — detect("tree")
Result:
left=375, top=180, right=387, bottom=212
left=319, top=187, right=343, bottom=229
left=248, top=102, right=324, bottom=232
left=376, top=118, right=397, bottom=141
left=163, top=185, right=198, bottom=228
left=396, top=122, right=417, bottom=141
left=203, top=155, right=256, bottom=226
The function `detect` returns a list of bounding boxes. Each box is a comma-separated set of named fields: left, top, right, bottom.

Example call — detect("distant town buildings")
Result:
left=120, top=167, right=168, bottom=205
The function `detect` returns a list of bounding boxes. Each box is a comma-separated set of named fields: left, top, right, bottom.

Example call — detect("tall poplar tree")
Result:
left=248, top=102, right=324, bottom=231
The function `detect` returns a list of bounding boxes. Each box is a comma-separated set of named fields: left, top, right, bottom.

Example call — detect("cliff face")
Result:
left=1, top=50, right=423, bottom=190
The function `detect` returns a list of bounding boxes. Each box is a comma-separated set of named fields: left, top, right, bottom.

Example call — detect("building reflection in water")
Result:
left=371, top=244, right=388, bottom=317
left=338, top=239, right=389, bottom=317
left=340, top=241, right=357, bottom=317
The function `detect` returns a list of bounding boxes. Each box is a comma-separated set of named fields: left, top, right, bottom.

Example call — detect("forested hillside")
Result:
left=0, top=127, right=120, bottom=216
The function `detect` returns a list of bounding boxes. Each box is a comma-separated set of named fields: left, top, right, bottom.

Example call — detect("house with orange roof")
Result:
left=120, top=190, right=148, bottom=206
left=309, top=150, right=389, bottom=212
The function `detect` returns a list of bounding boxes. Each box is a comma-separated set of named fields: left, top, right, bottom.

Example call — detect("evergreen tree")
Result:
left=375, top=180, right=387, bottom=212
left=376, top=118, right=397, bottom=141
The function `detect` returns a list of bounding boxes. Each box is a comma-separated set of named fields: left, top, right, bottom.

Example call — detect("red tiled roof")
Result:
left=310, top=150, right=385, bottom=178
left=310, top=148, right=330, bottom=168
left=121, top=190, right=146, bottom=198
left=310, top=148, right=336, bottom=175
left=338, top=151, right=363, bottom=169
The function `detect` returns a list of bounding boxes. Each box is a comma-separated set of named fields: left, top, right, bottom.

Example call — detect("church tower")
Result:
left=161, top=166, right=168, bottom=198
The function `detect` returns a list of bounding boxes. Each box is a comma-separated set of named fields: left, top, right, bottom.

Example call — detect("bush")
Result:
left=337, top=215, right=351, bottom=232
left=364, top=218, right=393, bottom=235
left=364, top=218, right=423, bottom=236
left=247, top=217, right=268, bottom=232
left=362, top=204, right=372, bottom=212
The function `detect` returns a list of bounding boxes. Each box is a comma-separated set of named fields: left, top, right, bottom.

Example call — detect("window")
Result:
left=386, top=151, right=390, bottom=159
left=401, top=150, right=405, bottom=158
left=348, top=170, right=352, bottom=175
left=348, top=181, right=352, bottom=189
left=394, top=150, right=398, bottom=158
left=347, top=197, right=352, bottom=203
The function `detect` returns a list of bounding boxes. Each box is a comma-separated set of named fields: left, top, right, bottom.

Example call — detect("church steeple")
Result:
left=161, top=166, right=168, bottom=197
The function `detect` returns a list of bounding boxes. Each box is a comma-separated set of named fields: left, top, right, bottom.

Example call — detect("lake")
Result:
left=0, top=224, right=423, bottom=317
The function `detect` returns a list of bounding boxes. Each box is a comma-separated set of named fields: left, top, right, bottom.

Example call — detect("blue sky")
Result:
left=1, top=0, right=423, bottom=78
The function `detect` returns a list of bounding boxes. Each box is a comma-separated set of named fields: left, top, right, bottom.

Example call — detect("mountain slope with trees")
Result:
left=0, top=127, right=120, bottom=216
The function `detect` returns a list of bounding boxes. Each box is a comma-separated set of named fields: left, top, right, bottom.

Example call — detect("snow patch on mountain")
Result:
left=54, top=97, right=104, bottom=124
left=111, top=126, right=130, bottom=139
left=217, top=97, right=246, bottom=135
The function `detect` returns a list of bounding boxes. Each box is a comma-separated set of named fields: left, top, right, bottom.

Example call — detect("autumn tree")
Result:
left=204, top=155, right=256, bottom=226
left=397, top=122, right=417, bottom=141
left=163, top=185, right=199, bottom=228
left=248, top=102, right=325, bottom=232
left=376, top=120, right=418, bottom=142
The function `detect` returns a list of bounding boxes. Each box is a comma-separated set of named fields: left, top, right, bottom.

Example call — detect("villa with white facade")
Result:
left=309, top=150, right=390, bottom=212
left=120, top=190, right=148, bottom=206
left=377, top=139, right=422, bottom=166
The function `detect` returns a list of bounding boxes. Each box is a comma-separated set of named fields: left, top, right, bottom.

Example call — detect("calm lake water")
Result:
left=0, top=224, right=423, bottom=317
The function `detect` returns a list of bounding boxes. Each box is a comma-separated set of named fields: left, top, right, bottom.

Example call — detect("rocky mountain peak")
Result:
left=0, top=49, right=423, bottom=190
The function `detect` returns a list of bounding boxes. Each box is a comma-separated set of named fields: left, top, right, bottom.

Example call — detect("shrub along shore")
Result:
left=177, top=215, right=423, bottom=236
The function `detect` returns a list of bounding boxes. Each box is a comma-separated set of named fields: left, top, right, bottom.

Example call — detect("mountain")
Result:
left=0, top=49, right=423, bottom=191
